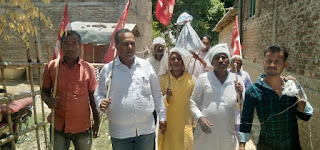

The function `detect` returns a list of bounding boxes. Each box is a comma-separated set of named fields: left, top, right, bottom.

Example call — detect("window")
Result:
left=248, top=0, right=256, bottom=18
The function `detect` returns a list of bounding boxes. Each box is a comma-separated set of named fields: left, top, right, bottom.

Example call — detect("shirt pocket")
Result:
left=75, top=80, right=87, bottom=96
left=137, top=76, right=151, bottom=97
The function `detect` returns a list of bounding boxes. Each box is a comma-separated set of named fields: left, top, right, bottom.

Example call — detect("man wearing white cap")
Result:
left=147, top=37, right=167, bottom=75
left=190, top=43, right=244, bottom=150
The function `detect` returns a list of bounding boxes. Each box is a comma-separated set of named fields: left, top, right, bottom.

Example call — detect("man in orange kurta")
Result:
left=42, top=30, right=99, bottom=150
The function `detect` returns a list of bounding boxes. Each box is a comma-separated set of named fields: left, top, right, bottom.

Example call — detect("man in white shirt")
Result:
left=229, top=55, right=252, bottom=137
left=190, top=43, right=244, bottom=150
left=146, top=37, right=166, bottom=75
left=94, top=29, right=167, bottom=150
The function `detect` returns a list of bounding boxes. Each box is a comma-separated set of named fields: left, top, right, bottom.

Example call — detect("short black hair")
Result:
left=60, top=30, right=81, bottom=46
left=114, top=28, right=133, bottom=44
left=200, top=34, right=212, bottom=42
left=264, top=44, right=289, bottom=61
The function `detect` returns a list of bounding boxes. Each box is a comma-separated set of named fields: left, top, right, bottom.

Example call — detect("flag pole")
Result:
left=167, top=0, right=171, bottom=87
left=99, top=0, right=131, bottom=137
left=51, top=49, right=60, bottom=150
left=97, top=48, right=117, bottom=136
left=236, top=16, right=242, bottom=57
left=234, top=63, right=241, bottom=117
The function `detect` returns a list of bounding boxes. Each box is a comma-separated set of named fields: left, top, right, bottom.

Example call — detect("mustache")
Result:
left=267, top=67, right=277, bottom=70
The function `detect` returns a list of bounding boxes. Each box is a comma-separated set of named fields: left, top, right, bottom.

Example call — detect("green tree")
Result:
left=152, top=0, right=225, bottom=45
left=220, top=0, right=235, bottom=8
left=0, top=0, right=52, bottom=48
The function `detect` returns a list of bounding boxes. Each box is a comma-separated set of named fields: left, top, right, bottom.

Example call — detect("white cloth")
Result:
left=190, top=71, right=244, bottom=150
left=176, top=12, right=193, bottom=25
left=175, top=22, right=205, bottom=52
left=208, top=43, right=231, bottom=64
left=151, top=37, right=166, bottom=49
left=158, top=47, right=192, bottom=76
left=147, top=56, right=161, bottom=75
left=94, top=56, right=166, bottom=139
left=147, top=52, right=168, bottom=77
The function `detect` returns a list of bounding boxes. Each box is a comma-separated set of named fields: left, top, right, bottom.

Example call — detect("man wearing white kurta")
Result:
left=190, top=43, right=244, bottom=150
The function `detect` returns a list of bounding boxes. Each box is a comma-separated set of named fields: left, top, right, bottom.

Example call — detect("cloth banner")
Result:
left=155, top=0, right=175, bottom=26
left=104, top=0, right=131, bottom=63
left=53, top=3, right=72, bottom=60
left=231, top=16, right=243, bottom=56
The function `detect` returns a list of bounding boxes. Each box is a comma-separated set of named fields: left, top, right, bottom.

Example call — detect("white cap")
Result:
left=151, top=37, right=166, bottom=49
left=208, top=43, right=231, bottom=64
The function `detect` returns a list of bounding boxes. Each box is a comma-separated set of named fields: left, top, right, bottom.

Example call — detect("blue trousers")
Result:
left=111, top=132, right=155, bottom=150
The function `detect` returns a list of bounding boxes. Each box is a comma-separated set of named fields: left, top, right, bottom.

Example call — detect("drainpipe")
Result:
left=239, top=0, right=243, bottom=40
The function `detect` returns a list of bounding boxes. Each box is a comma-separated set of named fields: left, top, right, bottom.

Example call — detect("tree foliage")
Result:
left=0, top=0, right=52, bottom=48
left=221, top=0, right=235, bottom=8
left=152, top=0, right=225, bottom=45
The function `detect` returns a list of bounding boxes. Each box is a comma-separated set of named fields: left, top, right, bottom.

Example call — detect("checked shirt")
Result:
left=239, top=74, right=313, bottom=150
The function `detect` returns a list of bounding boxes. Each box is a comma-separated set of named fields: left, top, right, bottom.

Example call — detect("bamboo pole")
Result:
left=35, top=42, right=48, bottom=148
left=0, top=121, right=48, bottom=146
left=92, top=47, right=95, bottom=63
left=28, top=67, right=41, bottom=149
left=97, top=49, right=117, bottom=136
left=51, top=51, right=60, bottom=150
left=47, top=45, right=51, bottom=62
left=0, top=62, right=46, bottom=68
left=35, top=42, right=40, bottom=63
left=0, top=91, right=41, bottom=104
left=26, top=47, right=32, bottom=63
left=1, top=68, right=15, bottom=149
left=167, top=0, right=171, bottom=87
left=0, top=49, right=3, bottom=62
left=26, top=48, right=31, bottom=84
left=234, top=63, right=241, bottom=116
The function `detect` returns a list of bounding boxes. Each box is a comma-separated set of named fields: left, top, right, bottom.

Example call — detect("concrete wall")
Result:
left=239, top=0, right=319, bottom=149
left=0, top=0, right=152, bottom=63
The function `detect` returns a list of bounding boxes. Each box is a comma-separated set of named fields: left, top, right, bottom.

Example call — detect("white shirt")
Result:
left=147, top=56, right=161, bottom=75
left=190, top=71, right=244, bottom=150
left=94, top=56, right=166, bottom=139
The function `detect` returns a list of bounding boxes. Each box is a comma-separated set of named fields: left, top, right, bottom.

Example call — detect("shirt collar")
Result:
left=210, top=71, right=233, bottom=85
left=61, top=57, right=81, bottom=66
left=257, top=74, right=286, bottom=91
left=168, top=70, right=187, bottom=81
left=115, top=56, right=140, bottom=67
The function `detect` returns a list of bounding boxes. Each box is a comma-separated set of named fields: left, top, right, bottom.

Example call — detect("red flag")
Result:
left=155, top=0, right=175, bottom=26
left=231, top=16, right=243, bottom=56
left=104, top=0, right=131, bottom=63
left=53, top=3, right=72, bottom=60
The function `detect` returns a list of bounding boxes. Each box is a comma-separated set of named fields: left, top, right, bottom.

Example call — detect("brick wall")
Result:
left=239, top=0, right=320, bottom=149
left=0, top=0, right=152, bottom=63
left=218, top=20, right=234, bottom=54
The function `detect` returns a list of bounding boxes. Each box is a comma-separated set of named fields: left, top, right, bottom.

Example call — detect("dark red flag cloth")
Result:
left=104, top=0, right=131, bottom=63
left=155, top=0, right=175, bottom=26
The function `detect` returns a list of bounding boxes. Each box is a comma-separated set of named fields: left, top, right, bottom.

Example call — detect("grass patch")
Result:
left=14, top=113, right=112, bottom=150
